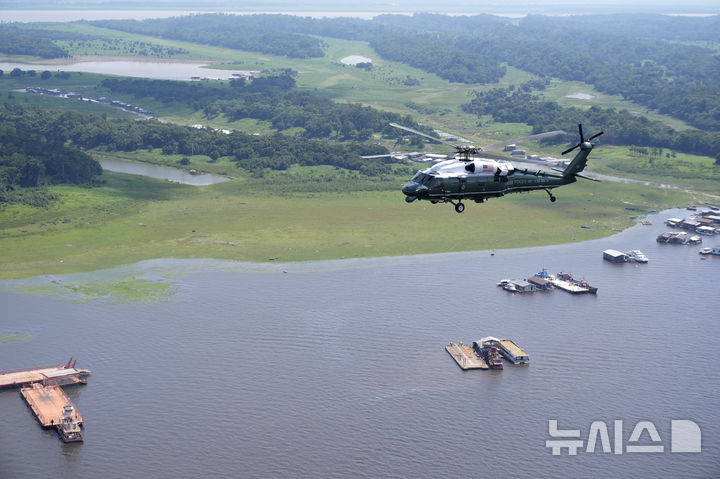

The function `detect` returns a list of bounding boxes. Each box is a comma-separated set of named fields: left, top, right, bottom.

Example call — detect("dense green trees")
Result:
left=463, top=84, right=720, bottom=157
left=0, top=25, right=69, bottom=58
left=0, top=105, right=103, bottom=204
left=0, top=103, right=396, bottom=205
left=91, top=15, right=326, bottom=59
left=100, top=74, right=425, bottom=142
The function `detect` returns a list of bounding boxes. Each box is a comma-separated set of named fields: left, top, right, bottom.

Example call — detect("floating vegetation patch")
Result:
left=13, top=276, right=175, bottom=303
left=0, top=333, right=34, bottom=344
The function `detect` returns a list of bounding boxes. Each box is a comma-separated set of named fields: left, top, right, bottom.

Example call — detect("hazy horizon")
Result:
left=1, top=0, right=718, bottom=16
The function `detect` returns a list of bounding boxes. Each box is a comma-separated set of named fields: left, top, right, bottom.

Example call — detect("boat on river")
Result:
left=550, top=272, right=598, bottom=294
left=626, top=250, right=649, bottom=263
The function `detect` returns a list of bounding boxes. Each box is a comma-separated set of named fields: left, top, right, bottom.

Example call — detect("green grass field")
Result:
left=0, top=168, right=701, bottom=279
left=1, top=24, right=717, bottom=279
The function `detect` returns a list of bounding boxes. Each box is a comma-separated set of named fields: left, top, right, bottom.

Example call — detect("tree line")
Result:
left=0, top=25, right=70, bottom=58
left=0, top=103, right=401, bottom=204
left=462, top=83, right=720, bottom=160
left=90, top=15, right=326, bottom=59
left=106, top=13, right=718, bottom=130
left=100, top=73, right=428, bottom=142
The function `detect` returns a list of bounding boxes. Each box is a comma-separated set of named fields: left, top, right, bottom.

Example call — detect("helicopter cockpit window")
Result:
left=412, top=173, right=431, bottom=185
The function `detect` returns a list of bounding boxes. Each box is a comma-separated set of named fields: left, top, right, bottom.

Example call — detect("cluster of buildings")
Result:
left=665, top=208, right=720, bottom=235
left=657, top=206, right=720, bottom=245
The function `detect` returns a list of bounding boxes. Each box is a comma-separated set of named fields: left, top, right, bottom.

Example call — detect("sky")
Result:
left=1, top=1, right=718, bottom=16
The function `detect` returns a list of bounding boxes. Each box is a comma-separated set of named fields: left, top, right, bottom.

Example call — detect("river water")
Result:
left=96, top=157, right=229, bottom=186
left=0, top=208, right=718, bottom=478
left=0, top=61, right=250, bottom=82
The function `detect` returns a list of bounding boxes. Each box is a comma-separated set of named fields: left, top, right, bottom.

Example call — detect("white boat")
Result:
left=626, top=250, right=649, bottom=263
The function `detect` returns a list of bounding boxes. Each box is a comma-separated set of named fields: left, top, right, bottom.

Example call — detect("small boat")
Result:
left=626, top=250, right=649, bottom=263
left=687, top=235, right=703, bottom=245
left=699, top=247, right=712, bottom=255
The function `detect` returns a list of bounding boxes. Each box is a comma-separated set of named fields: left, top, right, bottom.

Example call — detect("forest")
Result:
left=463, top=82, right=720, bottom=160
left=4, top=13, right=718, bottom=129
left=84, top=13, right=720, bottom=130
left=100, top=74, right=427, bottom=142
left=0, top=102, right=397, bottom=204
left=90, top=15, right=326, bottom=59
left=1, top=13, right=719, bottom=205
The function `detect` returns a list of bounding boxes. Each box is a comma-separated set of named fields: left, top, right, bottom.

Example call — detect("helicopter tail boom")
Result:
left=561, top=124, right=603, bottom=180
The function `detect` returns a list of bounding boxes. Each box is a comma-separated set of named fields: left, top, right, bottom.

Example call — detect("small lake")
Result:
left=0, top=61, right=251, bottom=82
left=97, top=157, right=229, bottom=185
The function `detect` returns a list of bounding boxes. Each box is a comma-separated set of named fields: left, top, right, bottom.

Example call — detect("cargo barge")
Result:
left=548, top=272, right=598, bottom=294
left=0, top=358, right=90, bottom=390
left=2, top=359, right=89, bottom=443
left=445, top=342, right=488, bottom=370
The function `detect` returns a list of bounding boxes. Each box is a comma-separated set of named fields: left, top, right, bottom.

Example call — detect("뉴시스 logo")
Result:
left=546, top=419, right=702, bottom=455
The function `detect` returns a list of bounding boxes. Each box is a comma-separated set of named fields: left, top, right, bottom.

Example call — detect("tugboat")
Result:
left=473, top=337, right=504, bottom=370
left=58, top=404, right=83, bottom=443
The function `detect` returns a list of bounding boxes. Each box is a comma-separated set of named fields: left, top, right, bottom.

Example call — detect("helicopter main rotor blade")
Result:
left=480, top=130, right=567, bottom=151
left=587, top=131, right=604, bottom=141
left=389, top=123, right=458, bottom=147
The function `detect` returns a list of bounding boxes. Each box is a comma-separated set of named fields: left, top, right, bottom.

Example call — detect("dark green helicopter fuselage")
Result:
left=402, top=141, right=595, bottom=211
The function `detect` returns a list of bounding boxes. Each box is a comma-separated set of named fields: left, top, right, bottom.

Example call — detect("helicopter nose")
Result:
left=401, top=182, right=417, bottom=196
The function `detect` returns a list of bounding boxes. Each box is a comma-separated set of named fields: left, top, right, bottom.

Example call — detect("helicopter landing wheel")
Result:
left=550, top=195, right=556, bottom=202
left=454, top=202, right=465, bottom=213
left=545, top=189, right=556, bottom=203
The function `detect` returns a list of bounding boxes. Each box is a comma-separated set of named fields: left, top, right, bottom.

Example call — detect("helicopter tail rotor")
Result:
left=561, top=124, right=604, bottom=155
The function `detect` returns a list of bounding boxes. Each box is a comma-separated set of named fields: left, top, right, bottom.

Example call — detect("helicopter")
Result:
left=394, top=123, right=603, bottom=213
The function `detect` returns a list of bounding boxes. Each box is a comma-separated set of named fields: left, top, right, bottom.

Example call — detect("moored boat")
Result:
left=626, top=250, right=649, bottom=263
left=498, top=339, right=530, bottom=364
left=473, top=337, right=504, bottom=370
left=551, top=272, right=598, bottom=294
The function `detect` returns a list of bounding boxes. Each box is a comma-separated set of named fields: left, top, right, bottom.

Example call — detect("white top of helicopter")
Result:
left=420, top=157, right=515, bottom=177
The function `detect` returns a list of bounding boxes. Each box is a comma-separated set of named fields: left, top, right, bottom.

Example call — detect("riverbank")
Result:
left=0, top=170, right=702, bottom=280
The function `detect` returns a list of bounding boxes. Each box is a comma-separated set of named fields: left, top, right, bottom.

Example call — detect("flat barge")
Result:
left=2, top=359, right=89, bottom=443
left=445, top=342, right=489, bottom=370
left=0, top=359, right=90, bottom=390
left=549, top=272, right=598, bottom=294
